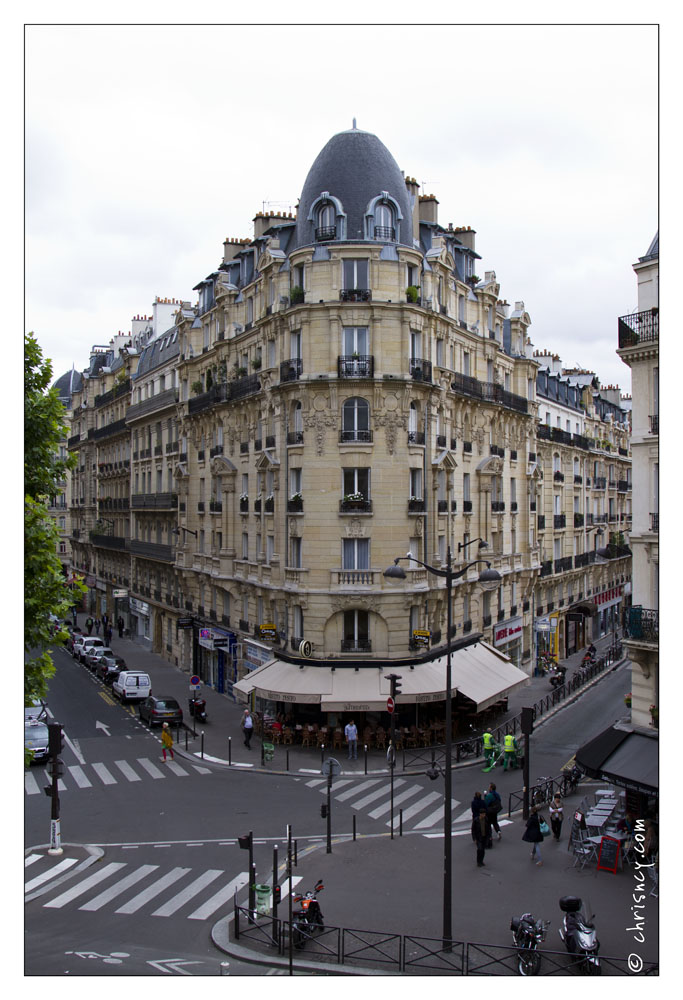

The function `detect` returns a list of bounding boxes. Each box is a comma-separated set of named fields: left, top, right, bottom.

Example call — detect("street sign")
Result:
left=321, top=757, right=341, bottom=778
left=387, top=696, right=395, bottom=714
left=177, top=618, right=194, bottom=629
left=190, top=675, right=201, bottom=687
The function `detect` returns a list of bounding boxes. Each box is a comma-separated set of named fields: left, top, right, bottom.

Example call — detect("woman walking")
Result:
left=522, top=805, right=545, bottom=866
left=160, top=722, right=175, bottom=762
left=549, top=793, right=564, bottom=841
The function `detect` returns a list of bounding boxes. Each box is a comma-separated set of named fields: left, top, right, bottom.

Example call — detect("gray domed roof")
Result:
left=52, top=368, right=82, bottom=407
left=295, top=128, right=414, bottom=249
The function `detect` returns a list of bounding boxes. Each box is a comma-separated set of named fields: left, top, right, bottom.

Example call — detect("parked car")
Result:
left=97, top=654, right=127, bottom=685
left=25, top=721, right=50, bottom=762
left=73, top=636, right=104, bottom=662
left=84, top=646, right=114, bottom=672
left=25, top=699, right=48, bottom=723
left=65, top=627, right=83, bottom=652
left=112, top=671, right=152, bottom=702
left=139, top=696, right=183, bottom=727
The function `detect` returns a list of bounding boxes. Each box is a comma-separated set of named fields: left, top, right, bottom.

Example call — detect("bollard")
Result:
left=364, top=744, right=368, bottom=775
left=201, top=730, right=205, bottom=759
left=353, top=814, right=356, bottom=841
left=220, top=962, right=230, bottom=976
left=400, top=808, right=403, bottom=837
left=185, top=728, right=188, bottom=751
left=286, top=749, right=289, bottom=771
left=228, top=736, right=232, bottom=766
left=294, top=840, right=298, bottom=866
left=321, top=744, right=325, bottom=768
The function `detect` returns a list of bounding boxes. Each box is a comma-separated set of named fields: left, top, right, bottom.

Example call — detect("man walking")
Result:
left=241, top=709, right=254, bottom=749
left=485, top=781, right=503, bottom=841
left=117, top=616, right=125, bottom=638
left=472, top=807, right=492, bottom=867
left=344, top=719, right=358, bottom=760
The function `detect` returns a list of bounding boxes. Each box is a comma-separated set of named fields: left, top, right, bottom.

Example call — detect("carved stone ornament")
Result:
left=303, top=412, right=336, bottom=456
left=344, top=518, right=367, bottom=538
left=375, top=412, right=406, bottom=456
left=329, top=595, right=380, bottom=614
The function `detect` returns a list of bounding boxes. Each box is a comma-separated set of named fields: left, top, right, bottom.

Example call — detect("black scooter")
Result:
left=558, top=896, right=600, bottom=975
left=188, top=696, right=207, bottom=723
left=510, top=912, right=550, bottom=975
left=549, top=666, right=567, bottom=689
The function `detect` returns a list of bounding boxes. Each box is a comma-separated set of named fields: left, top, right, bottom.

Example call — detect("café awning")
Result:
left=576, top=724, right=658, bottom=794
left=232, top=640, right=528, bottom=713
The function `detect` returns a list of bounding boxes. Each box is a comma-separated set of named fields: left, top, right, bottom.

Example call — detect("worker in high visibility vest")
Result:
left=483, top=729, right=498, bottom=767
left=503, top=733, right=518, bottom=770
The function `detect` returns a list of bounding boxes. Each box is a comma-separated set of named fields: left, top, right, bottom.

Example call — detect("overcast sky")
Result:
left=25, top=22, right=658, bottom=394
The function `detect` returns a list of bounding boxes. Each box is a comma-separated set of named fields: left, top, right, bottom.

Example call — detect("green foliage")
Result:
left=191, top=380, right=204, bottom=395
left=406, top=285, right=419, bottom=303
left=24, top=334, right=85, bottom=705
left=289, top=285, right=304, bottom=305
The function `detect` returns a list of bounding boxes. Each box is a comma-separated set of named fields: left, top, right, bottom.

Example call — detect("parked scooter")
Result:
left=291, top=880, right=324, bottom=950
left=187, top=696, right=207, bottom=723
left=510, top=912, right=550, bottom=975
left=549, top=666, right=567, bottom=689
left=558, top=896, right=601, bottom=974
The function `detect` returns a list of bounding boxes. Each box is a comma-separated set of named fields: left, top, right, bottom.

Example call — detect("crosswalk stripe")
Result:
left=277, top=875, right=303, bottom=902
left=24, top=772, right=41, bottom=795
left=114, top=760, right=141, bottom=782
left=353, top=779, right=406, bottom=810
left=151, top=869, right=223, bottom=917
left=92, top=763, right=116, bottom=785
left=68, top=765, right=93, bottom=788
left=191, top=765, right=212, bottom=774
left=187, top=872, right=250, bottom=921
left=413, top=798, right=459, bottom=829
left=368, top=784, right=422, bottom=819
left=164, top=760, right=189, bottom=776
left=115, top=867, right=191, bottom=914
left=25, top=854, right=43, bottom=868
left=79, top=865, right=159, bottom=911
left=391, top=791, right=443, bottom=825
left=454, top=807, right=472, bottom=823
left=136, top=758, right=165, bottom=779
left=326, top=779, right=354, bottom=792
left=44, top=863, right=127, bottom=908
left=335, top=780, right=382, bottom=802
left=305, top=779, right=325, bottom=787
left=25, top=857, right=78, bottom=892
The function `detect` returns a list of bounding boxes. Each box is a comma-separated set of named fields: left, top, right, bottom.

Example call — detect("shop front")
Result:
left=196, top=626, right=235, bottom=692
left=594, top=584, right=624, bottom=638
left=493, top=615, right=524, bottom=671
left=129, top=597, right=151, bottom=646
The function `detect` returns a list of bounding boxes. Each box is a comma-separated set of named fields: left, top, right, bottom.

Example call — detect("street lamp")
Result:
left=172, top=526, right=198, bottom=543
left=383, top=546, right=501, bottom=947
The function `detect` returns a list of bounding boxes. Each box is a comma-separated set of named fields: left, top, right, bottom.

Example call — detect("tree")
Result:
left=24, top=333, right=84, bottom=705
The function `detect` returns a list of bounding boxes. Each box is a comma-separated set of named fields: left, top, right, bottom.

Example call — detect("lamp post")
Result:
left=384, top=546, right=501, bottom=947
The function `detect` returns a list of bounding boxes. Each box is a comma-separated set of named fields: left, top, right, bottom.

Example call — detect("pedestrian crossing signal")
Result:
left=320, top=804, right=328, bottom=818
left=238, top=833, right=252, bottom=851
left=48, top=723, right=64, bottom=758
left=273, top=884, right=281, bottom=903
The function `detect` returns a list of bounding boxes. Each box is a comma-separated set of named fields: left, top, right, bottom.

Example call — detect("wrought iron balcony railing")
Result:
left=649, top=414, right=659, bottom=434
left=280, top=358, right=302, bottom=383
left=650, top=512, right=659, bottom=532
left=618, top=307, right=658, bottom=348
left=410, top=358, right=433, bottom=383
left=339, top=430, right=373, bottom=443
left=626, top=606, right=658, bottom=642
left=338, top=356, right=374, bottom=378
left=340, top=288, right=371, bottom=303
left=315, top=225, right=336, bottom=241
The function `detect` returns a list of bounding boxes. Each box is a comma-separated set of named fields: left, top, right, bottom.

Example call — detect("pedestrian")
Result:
left=160, top=722, right=174, bottom=762
left=503, top=733, right=518, bottom=770
left=472, top=807, right=492, bottom=867
left=549, top=793, right=564, bottom=841
left=94, top=618, right=101, bottom=635
left=483, top=728, right=498, bottom=768
left=471, top=789, right=485, bottom=819
left=102, top=613, right=109, bottom=628
left=485, top=782, right=503, bottom=841
left=104, top=625, right=113, bottom=645
left=241, top=709, right=254, bottom=749
left=522, top=805, right=545, bottom=866
left=344, top=718, right=358, bottom=760
left=85, top=616, right=93, bottom=636
left=117, top=616, right=124, bottom=638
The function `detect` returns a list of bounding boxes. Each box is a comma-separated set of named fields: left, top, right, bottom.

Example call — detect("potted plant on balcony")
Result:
left=290, top=285, right=304, bottom=305
left=649, top=704, right=658, bottom=728
left=191, top=380, right=204, bottom=396
left=406, top=285, right=419, bottom=303
left=251, top=357, right=262, bottom=370
left=342, top=491, right=365, bottom=510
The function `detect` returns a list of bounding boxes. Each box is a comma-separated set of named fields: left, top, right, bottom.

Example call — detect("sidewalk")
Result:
left=93, top=625, right=625, bottom=778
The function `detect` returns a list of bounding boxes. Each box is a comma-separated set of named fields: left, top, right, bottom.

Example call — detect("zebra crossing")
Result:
left=306, top=776, right=465, bottom=833
left=25, top=853, right=299, bottom=922
left=24, top=756, right=213, bottom=795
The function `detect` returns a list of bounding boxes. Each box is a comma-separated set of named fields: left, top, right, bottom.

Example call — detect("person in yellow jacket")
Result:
left=503, top=733, right=518, bottom=771
left=160, top=722, right=175, bottom=762
left=483, top=729, right=497, bottom=767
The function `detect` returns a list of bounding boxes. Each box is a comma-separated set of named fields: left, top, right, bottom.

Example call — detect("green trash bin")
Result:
left=262, top=741, right=275, bottom=762
left=255, top=884, right=271, bottom=915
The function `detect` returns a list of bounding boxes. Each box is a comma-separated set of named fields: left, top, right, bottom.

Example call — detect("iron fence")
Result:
left=465, top=942, right=656, bottom=976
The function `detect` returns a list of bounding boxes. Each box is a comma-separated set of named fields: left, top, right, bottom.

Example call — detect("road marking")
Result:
left=391, top=790, right=444, bottom=825
left=24, top=772, right=41, bottom=795
left=92, top=763, right=117, bottom=785
left=151, top=869, right=223, bottom=917
left=353, top=779, right=406, bottom=809
left=115, top=867, right=192, bottom=914
left=25, top=857, right=79, bottom=892
left=368, top=784, right=422, bottom=819
left=64, top=732, right=85, bottom=765
left=335, top=780, right=382, bottom=802
left=191, top=765, right=212, bottom=774
left=186, top=871, right=250, bottom=921
left=25, top=854, right=43, bottom=868
left=114, top=760, right=141, bottom=782
left=44, top=863, right=127, bottom=908
left=164, top=760, right=189, bottom=777
left=137, top=757, right=165, bottom=779
left=454, top=807, right=473, bottom=823
left=413, top=799, right=460, bottom=829
left=68, top=765, right=93, bottom=788
left=79, top=865, right=159, bottom=911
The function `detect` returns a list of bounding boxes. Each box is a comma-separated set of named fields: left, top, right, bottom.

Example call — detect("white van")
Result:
left=73, top=636, right=104, bottom=662
left=112, top=671, right=152, bottom=702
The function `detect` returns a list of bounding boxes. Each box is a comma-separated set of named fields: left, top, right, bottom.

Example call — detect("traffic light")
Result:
left=273, top=884, right=281, bottom=903
left=238, top=833, right=253, bottom=851
left=320, top=804, right=328, bottom=819
left=48, top=723, right=64, bottom=758
left=390, top=674, right=402, bottom=699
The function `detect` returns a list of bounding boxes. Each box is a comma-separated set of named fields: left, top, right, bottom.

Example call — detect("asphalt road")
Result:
left=25, top=646, right=634, bottom=975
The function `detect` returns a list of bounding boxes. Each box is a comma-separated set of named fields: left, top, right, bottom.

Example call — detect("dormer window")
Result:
left=365, top=192, right=402, bottom=242
left=315, top=201, right=336, bottom=242
left=374, top=202, right=395, bottom=241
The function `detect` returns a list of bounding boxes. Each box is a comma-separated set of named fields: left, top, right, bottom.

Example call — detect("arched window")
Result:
left=341, top=397, right=371, bottom=443
left=374, top=202, right=395, bottom=240
left=316, top=202, right=336, bottom=241
left=365, top=192, right=402, bottom=242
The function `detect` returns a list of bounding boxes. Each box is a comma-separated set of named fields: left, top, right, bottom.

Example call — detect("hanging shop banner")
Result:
left=412, top=629, right=431, bottom=648
left=259, top=623, right=278, bottom=641
left=130, top=598, right=149, bottom=617
left=198, top=627, right=231, bottom=651
left=494, top=616, right=523, bottom=647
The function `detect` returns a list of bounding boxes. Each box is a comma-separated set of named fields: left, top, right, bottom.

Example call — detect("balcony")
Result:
left=537, top=515, right=546, bottom=529
left=574, top=513, right=584, bottom=528
left=88, top=418, right=128, bottom=441
left=339, top=430, right=373, bottom=443
left=618, top=307, right=658, bottom=348
left=408, top=498, right=426, bottom=513
left=463, top=441, right=472, bottom=453
left=553, top=471, right=565, bottom=482
left=264, top=497, right=274, bottom=513
left=187, top=383, right=229, bottom=416
left=463, top=500, right=473, bottom=513
left=554, top=514, right=566, bottom=529
left=89, top=533, right=129, bottom=551
left=625, top=606, right=658, bottom=642
left=410, top=358, right=433, bottom=383
left=482, top=615, right=492, bottom=628
left=131, top=493, right=178, bottom=510
left=554, top=556, right=573, bottom=574
left=572, top=433, right=592, bottom=451
left=539, top=560, right=552, bottom=578
left=490, top=444, right=505, bottom=459
left=436, top=434, right=447, bottom=448
left=280, top=358, right=303, bottom=383
left=618, top=480, right=630, bottom=492
left=230, top=373, right=261, bottom=401
left=574, top=474, right=583, bottom=485
left=649, top=414, right=659, bottom=434
left=339, top=497, right=372, bottom=514
left=574, top=550, right=596, bottom=569
left=287, top=497, right=304, bottom=513
left=332, top=569, right=378, bottom=586
left=315, top=225, right=336, bottom=241
left=287, top=431, right=304, bottom=445
left=408, top=431, right=425, bottom=445
left=451, top=373, right=528, bottom=414
left=491, top=501, right=505, bottom=512
left=339, top=288, right=371, bottom=303
left=374, top=225, right=395, bottom=241
left=341, top=638, right=372, bottom=653
left=94, top=378, right=131, bottom=408
left=239, top=498, right=249, bottom=513
left=510, top=501, right=518, bottom=513
left=593, top=477, right=607, bottom=490
left=210, top=445, right=224, bottom=457
left=510, top=450, right=517, bottom=461
left=650, top=512, right=659, bottom=532
left=338, top=356, right=374, bottom=378
left=210, top=500, right=222, bottom=513
left=528, top=452, right=536, bottom=463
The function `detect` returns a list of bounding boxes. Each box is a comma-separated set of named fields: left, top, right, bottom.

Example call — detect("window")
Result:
left=318, top=201, right=335, bottom=233
left=463, top=472, right=471, bottom=501
left=242, top=532, right=249, bottom=560
left=342, top=326, right=368, bottom=357
left=438, top=535, right=446, bottom=564
left=407, top=264, right=418, bottom=289
left=410, top=330, right=421, bottom=360
left=342, top=259, right=368, bottom=291
left=343, top=467, right=370, bottom=498
left=463, top=350, right=470, bottom=376
left=290, top=468, right=302, bottom=496
left=410, top=468, right=423, bottom=499
left=409, top=537, right=421, bottom=567
left=266, top=535, right=274, bottom=564
left=290, top=330, right=302, bottom=359
left=459, top=295, right=465, bottom=324
left=374, top=201, right=395, bottom=240
left=343, top=609, right=369, bottom=650
left=343, top=538, right=370, bottom=569
left=342, top=397, right=370, bottom=442
left=436, top=339, right=444, bottom=366
left=290, top=536, right=302, bottom=568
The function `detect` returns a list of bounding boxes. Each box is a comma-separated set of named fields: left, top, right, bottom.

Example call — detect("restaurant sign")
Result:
left=411, top=629, right=431, bottom=648
left=259, top=622, right=278, bottom=641
left=494, top=616, right=523, bottom=647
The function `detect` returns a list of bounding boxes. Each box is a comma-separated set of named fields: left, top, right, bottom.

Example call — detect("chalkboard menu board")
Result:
left=597, top=835, right=620, bottom=873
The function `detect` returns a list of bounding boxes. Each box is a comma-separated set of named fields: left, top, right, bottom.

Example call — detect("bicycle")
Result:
left=531, top=776, right=554, bottom=805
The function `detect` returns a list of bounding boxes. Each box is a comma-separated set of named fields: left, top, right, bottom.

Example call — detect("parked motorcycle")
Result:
left=291, top=880, right=324, bottom=949
left=187, top=696, right=207, bottom=723
left=549, top=666, right=567, bottom=689
left=558, top=896, right=600, bottom=974
left=510, top=912, right=550, bottom=975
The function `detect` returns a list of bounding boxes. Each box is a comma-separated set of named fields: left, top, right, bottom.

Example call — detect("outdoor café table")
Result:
left=588, top=833, right=628, bottom=869
left=585, top=813, right=611, bottom=832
